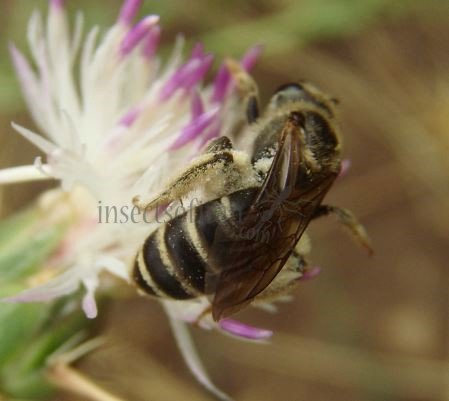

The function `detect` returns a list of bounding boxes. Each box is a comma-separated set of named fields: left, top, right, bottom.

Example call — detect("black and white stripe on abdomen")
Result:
left=133, top=188, right=260, bottom=300
left=133, top=200, right=223, bottom=300
left=133, top=227, right=194, bottom=299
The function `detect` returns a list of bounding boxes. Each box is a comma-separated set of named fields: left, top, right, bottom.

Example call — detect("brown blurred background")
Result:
left=1, top=1, right=449, bottom=400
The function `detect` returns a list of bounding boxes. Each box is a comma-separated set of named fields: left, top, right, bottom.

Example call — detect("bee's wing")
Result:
left=207, top=115, right=338, bottom=321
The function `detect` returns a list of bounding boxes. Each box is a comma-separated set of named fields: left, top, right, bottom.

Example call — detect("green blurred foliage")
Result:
left=0, top=208, right=90, bottom=400
left=1, top=0, right=448, bottom=113
left=0, top=209, right=65, bottom=282
left=0, top=299, right=88, bottom=399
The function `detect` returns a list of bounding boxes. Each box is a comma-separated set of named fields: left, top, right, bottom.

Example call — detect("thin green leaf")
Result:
left=0, top=297, right=51, bottom=367
left=0, top=209, right=38, bottom=246
left=0, top=207, right=66, bottom=283
left=0, top=301, right=92, bottom=399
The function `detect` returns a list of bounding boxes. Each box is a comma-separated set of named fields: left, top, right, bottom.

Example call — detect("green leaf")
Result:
left=0, top=207, right=90, bottom=399
left=0, top=208, right=66, bottom=283
left=0, top=298, right=92, bottom=399
left=0, top=209, right=38, bottom=245
left=0, top=295, right=51, bottom=366
left=0, top=370, right=54, bottom=400
left=200, top=0, right=395, bottom=57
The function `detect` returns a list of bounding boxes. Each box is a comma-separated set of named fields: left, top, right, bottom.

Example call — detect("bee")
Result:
left=132, top=61, right=371, bottom=321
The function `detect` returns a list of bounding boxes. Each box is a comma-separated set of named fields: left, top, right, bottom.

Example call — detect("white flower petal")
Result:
left=0, top=165, right=53, bottom=185
left=96, top=256, right=129, bottom=282
left=47, top=0, right=70, bottom=63
left=2, top=268, right=81, bottom=303
left=11, top=122, right=57, bottom=155
left=8, top=44, right=46, bottom=128
left=80, top=26, right=100, bottom=103
left=70, top=12, right=85, bottom=63
left=164, top=303, right=234, bottom=401
left=27, top=10, right=45, bottom=68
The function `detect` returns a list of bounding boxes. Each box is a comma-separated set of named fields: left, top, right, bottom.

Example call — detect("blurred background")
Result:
left=1, top=0, right=449, bottom=400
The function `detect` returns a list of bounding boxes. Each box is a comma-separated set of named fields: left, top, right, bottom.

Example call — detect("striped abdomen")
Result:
left=133, top=188, right=258, bottom=299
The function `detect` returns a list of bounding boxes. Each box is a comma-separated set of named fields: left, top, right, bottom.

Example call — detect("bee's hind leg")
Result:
left=226, top=59, right=260, bottom=124
left=133, top=137, right=236, bottom=212
left=313, top=205, right=373, bottom=254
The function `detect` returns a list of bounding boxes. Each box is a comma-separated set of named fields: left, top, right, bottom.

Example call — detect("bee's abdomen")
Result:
left=133, top=188, right=259, bottom=300
left=133, top=210, right=209, bottom=300
left=164, top=215, right=207, bottom=293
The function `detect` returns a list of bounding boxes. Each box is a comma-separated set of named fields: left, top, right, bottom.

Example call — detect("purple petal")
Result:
left=339, top=159, right=351, bottom=179
left=191, top=91, right=204, bottom=120
left=119, top=107, right=140, bottom=127
left=241, top=44, right=264, bottom=71
left=183, top=54, right=214, bottom=91
left=299, top=266, right=322, bottom=281
left=118, top=0, right=143, bottom=25
left=82, top=290, right=98, bottom=319
left=210, top=65, right=229, bottom=103
left=159, top=59, right=201, bottom=101
left=142, top=25, right=161, bottom=59
left=120, top=15, right=159, bottom=57
left=81, top=276, right=99, bottom=319
left=190, top=42, right=205, bottom=59
left=219, top=319, right=273, bottom=340
left=159, top=55, right=213, bottom=101
left=210, top=45, right=263, bottom=104
left=50, top=0, right=64, bottom=11
left=170, top=108, right=218, bottom=150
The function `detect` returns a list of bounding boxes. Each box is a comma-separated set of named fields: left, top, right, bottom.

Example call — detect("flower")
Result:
left=2, top=0, right=262, bottom=317
left=0, top=1, right=273, bottom=399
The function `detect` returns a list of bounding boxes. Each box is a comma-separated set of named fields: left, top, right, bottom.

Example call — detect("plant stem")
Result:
left=47, top=363, right=128, bottom=401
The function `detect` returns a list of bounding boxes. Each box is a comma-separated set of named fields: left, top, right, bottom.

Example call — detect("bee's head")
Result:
left=272, top=83, right=342, bottom=163
left=269, top=82, right=338, bottom=117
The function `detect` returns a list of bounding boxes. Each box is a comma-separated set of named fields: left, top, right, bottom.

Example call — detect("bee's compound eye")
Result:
left=270, top=83, right=308, bottom=108
left=274, top=82, right=305, bottom=95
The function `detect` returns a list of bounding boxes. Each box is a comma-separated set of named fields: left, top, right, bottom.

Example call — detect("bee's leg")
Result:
left=290, top=249, right=307, bottom=275
left=313, top=205, right=373, bottom=254
left=294, top=232, right=311, bottom=256
left=292, top=239, right=323, bottom=281
left=226, top=59, right=260, bottom=124
left=133, top=138, right=236, bottom=212
left=254, top=249, right=308, bottom=304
